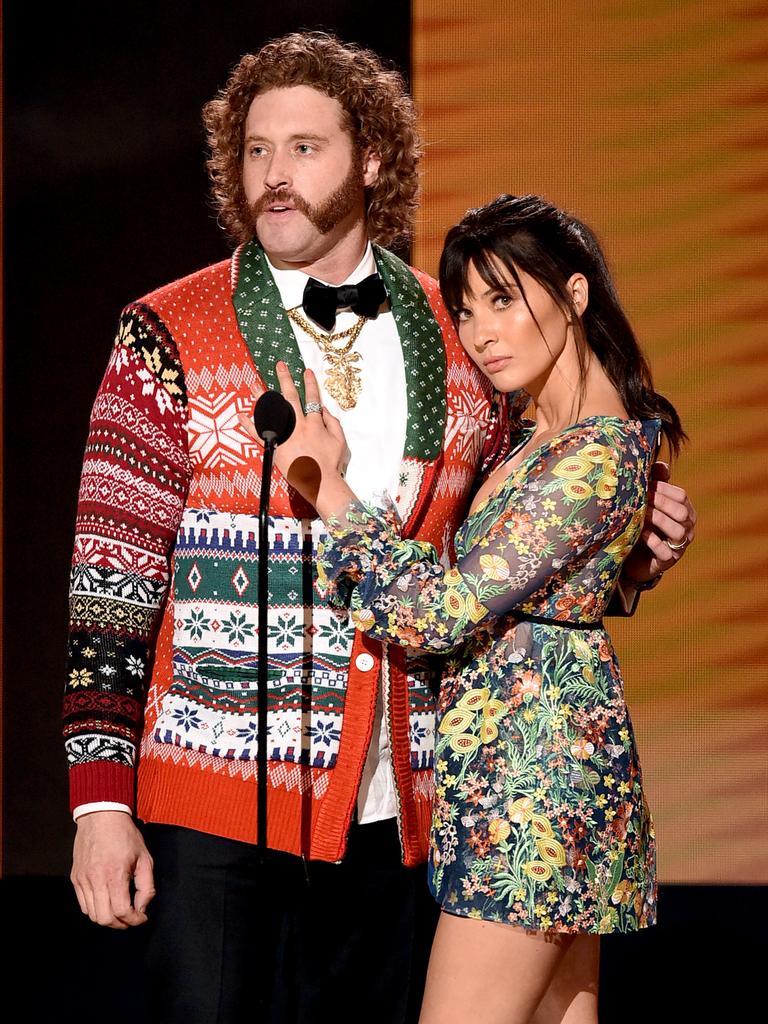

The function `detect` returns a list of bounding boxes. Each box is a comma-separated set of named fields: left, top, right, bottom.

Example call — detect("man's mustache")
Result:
left=250, top=189, right=313, bottom=218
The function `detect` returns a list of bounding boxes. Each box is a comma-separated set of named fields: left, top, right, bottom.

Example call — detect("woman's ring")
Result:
left=305, top=402, right=323, bottom=415
left=667, top=537, right=689, bottom=551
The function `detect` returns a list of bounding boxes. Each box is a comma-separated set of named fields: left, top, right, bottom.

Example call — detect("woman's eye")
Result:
left=494, top=293, right=514, bottom=308
left=455, top=308, right=472, bottom=322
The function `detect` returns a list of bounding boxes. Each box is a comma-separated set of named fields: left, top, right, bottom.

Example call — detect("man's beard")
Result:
left=248, top=158, right=366, bottom=237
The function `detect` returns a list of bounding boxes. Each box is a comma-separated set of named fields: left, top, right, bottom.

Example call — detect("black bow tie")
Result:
left=302, top=273, right=388, bottom=331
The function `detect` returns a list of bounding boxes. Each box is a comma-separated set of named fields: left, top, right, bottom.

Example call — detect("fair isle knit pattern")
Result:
left=65, top=304, right=191, bottom=808
left=64, top=245, right=504, bottom=864
left=158, top=510, right=354, bottom=768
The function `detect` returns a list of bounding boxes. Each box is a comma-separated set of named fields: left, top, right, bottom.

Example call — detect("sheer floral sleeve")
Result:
left=318, top=419, right=658, bottom=653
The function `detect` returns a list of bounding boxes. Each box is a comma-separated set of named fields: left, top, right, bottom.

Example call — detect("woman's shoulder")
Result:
left=522, top=417, right=661, bottom=514
left=544, top=416, right=661, bottom=463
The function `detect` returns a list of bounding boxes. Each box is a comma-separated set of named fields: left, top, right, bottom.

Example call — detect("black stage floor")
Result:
left=3, top=880, right=763, bottom=1022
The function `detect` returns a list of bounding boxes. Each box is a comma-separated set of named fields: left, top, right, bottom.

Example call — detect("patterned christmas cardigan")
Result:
left=63, top=241, right=506, bottom=865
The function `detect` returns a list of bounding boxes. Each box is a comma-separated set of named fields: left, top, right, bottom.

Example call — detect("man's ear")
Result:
left=362, top=149, right=381, bottom=187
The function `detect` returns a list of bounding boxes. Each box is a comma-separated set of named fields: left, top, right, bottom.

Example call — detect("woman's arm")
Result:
left=239, top=368, right=657, bottom=654
left=320, top=421, right=656, bottom=653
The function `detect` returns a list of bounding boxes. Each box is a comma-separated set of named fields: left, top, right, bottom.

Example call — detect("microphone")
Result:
left=253, top=391, right=296, bottom=447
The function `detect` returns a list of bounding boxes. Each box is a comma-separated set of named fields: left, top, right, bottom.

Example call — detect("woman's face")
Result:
left=455, top=258, right=583, bottom=394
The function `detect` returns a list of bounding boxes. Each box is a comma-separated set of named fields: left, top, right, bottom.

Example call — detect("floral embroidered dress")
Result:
left=319, top=416, right=661, bottom=934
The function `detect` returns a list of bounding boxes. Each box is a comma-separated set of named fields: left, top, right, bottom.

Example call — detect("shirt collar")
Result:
left=265, top=242, right=377, bottom=311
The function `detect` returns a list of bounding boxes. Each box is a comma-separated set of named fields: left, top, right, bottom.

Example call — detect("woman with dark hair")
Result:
left=242, top=194, right=688, bottom=1023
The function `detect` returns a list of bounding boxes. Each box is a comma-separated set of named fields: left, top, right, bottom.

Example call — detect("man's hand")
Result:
left=623, top=462, right=697, bottom=584
left=71, top=811, right=155, bottom=929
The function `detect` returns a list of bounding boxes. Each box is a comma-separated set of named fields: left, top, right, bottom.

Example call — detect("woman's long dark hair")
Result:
left=439, top=193, right=686, bottom=456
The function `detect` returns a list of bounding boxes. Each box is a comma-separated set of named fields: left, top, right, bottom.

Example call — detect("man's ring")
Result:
left=305, top=402, right=323, bottom=415
left=667, top=537, right=689, bottom=551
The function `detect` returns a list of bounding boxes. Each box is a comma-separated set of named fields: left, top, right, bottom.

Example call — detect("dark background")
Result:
left=2, top=3, right=764, bottom=1021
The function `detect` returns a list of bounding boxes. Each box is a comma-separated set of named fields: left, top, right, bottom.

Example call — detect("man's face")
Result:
left=243, top=85, right=379, bottom=268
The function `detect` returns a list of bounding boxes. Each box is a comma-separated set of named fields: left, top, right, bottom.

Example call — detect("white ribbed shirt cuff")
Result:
left=73, top=801, right=132, bottom=822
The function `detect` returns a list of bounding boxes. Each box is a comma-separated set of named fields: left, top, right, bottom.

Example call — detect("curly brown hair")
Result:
left=202, top=32, right=422, bottom=248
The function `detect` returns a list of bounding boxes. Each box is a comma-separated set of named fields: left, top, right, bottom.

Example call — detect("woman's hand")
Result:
left=238, top=363, right=355, bottom=520
left=622, top=462, right=696, bottom=584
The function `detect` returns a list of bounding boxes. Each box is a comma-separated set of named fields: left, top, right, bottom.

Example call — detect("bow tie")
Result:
left=302, top=273, right=388, bottom=331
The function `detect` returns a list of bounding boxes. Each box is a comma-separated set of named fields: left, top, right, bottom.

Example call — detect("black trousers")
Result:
left=140, top=819, right=440, bottom=1024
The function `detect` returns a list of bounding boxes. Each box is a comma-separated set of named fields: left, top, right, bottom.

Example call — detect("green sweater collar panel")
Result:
left=232, top=241, right=446, bottom=460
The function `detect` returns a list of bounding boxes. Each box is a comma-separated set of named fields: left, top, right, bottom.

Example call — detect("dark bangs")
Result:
left=439, top=222, right=573, bottom=328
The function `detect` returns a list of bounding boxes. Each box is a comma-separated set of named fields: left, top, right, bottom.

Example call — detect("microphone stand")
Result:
left=257, top=430, right=278, bottom=857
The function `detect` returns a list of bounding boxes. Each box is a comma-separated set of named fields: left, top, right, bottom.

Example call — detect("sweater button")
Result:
left=355, top=653, right=375, bottom=672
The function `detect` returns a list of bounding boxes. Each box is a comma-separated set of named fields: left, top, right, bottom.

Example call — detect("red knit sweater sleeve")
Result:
left=63, top=302, right=191, bottom=812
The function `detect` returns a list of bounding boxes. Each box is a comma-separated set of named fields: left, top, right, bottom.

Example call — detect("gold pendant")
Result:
left=285, top=306, right=368, bottom=411
left=323, top=351, right=362, bottom=410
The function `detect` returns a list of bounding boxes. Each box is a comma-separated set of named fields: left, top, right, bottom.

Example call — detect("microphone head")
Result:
left=252, top=391, right=296, bottom=446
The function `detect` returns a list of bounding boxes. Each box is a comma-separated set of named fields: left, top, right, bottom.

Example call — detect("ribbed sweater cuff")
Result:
left=70, top=762, right=136, bottom=814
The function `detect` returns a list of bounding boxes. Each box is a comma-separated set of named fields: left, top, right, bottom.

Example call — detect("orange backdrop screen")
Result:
left=412, top=0, right=768, bottom=883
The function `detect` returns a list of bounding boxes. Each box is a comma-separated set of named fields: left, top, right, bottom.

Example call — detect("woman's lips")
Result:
left=483, top=355, right=511, bottom=373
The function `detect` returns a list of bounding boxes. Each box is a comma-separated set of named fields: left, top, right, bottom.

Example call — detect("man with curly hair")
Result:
left=65, top=31, right=495, bottom=1024
left=65, top=29, right=693, bottom=1024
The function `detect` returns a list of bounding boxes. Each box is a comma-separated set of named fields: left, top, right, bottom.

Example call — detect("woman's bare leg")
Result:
left=419, top=911, right=575, bottom=1024
left=530, top=935, right=599, bottom=1024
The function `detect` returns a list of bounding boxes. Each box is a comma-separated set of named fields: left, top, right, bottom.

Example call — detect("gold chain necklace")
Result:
left=286, top=306, right=368, bottom=410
